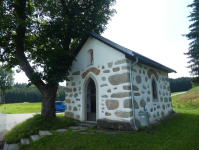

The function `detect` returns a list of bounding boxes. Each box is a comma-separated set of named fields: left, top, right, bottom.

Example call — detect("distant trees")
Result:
left=169, top=77, right=192, bottom=93
left=184, top=0, right=199, bottom=83
left=191, top=79, right=199, bottom=87
left=5, top=83, right=66, bottom=104
left=0, top=67, right=14, bottom=103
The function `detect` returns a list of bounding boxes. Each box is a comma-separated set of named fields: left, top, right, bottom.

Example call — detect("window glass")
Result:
left=87, top=49, right=93, bottom=66
left=91, top=51, right=93, bottom=64
left=152, top=79, right=157, bottom=99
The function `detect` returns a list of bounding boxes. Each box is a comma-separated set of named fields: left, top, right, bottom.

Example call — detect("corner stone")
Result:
left=123, top=99, right=139, bottom=109
left=106, top=100, right=119, bottom=110
left=123, top=85, right=130, bottom=90
left=111, top=92, right=130, bottom=98
left=108, top=73, right=130, bottom=85
left=113, top=67, right=120, bottom=72
left=115, top=111, right=133, bottom=118
left=103, top=70, right=110, bottom=73
left=105, top=112, right=111, bottom=116
left=97, top=119, right=132, bottom=131
left=65, top=112, right=74, bottom=118
left=114, top=59, right=129, bottom=65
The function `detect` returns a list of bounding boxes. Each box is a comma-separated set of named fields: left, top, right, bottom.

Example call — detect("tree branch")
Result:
left=15, top=0, right=45, bottom=93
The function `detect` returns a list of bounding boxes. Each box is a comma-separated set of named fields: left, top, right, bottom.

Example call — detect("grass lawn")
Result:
left=17, top=107, right=199, bottom=150
left=4, top=114, right=76, bottom=144
left=4, top=87, right=199, bottom=150
left=172, top=86, right=199, bottom=109
left=0, top=102, right=42, bottom=114
left=187, top=86, right=199, bottom=93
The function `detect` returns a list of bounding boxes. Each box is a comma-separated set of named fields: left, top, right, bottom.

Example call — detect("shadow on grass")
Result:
left=4, top=114, right=76, bottom=144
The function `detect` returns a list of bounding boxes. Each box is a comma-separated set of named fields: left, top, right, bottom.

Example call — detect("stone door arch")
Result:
left=87, top=78, right=96, bottom=121
left=82, top=73, right=99, bottom=121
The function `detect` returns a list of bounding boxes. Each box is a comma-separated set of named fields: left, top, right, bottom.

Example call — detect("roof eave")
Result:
left=125, top=53, right=177, bottom=73
left=75, top=32, right=177, bottom=74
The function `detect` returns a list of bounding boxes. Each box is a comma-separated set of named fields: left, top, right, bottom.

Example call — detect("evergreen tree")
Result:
left=5, top=83, right=66, bottom=103
left=184, top=0, right=199, bottom=83
left=169, top=77, right=192, bottom=92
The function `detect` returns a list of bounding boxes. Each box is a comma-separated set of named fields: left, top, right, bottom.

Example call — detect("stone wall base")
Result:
left=97, top=119, right=133, bottom=131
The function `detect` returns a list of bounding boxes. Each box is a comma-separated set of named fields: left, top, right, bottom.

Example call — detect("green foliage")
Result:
left=183, top=0, right=199, bottom=82
left=0, top=0, right=116, bottom=84
left=0, top=0, right=116, bottom=116
left=0, top=66, right=14, bottom=91
left=169, top=77, right=192, bottom=92
left=4, top=83, right=66, bottom=103
left=0, top=66, right=14, bottom=103
left=4, top=114, right=76, bottom=143
left=191, top=79, right=199, bottom=87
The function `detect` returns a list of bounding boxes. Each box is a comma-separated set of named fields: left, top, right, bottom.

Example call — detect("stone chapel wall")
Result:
left=64, top=37, right=173, bottom=125
left=131, top=63, right=173, bottom=125
left=65, top=58, right=133, bottom=122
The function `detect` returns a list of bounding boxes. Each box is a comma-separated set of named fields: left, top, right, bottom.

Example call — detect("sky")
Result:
left=14, top=0, right=194, bottom=86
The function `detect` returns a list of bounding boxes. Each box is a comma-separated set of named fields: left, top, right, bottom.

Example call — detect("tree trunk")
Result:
left=2, top=91, right=5, bottom=104
left=41, top=83, right=59, bottom=117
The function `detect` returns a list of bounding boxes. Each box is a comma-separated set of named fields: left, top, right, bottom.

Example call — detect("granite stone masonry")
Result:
left=64, top=36, right=173, bottom=128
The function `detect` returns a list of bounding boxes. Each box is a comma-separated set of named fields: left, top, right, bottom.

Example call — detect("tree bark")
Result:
left=41, top=83, right=59, bottom=117
left=2, top=91, right=5, bottom=104
left=14, top=0, right=58, bottom=118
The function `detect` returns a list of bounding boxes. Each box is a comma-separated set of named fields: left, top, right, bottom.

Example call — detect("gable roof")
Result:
left=74, top=32, right=176, bottom=73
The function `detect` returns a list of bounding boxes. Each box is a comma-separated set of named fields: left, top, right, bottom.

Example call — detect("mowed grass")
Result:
left=5, top=114, right=76, bottom=144
left=18, top=108, right=199, bottom=150
left=4, top=87, right=199, bottom=150
left=17, top=88, right=199, bottom=150
left=172, top=86, right=199, bottom=109
left=0, top=102, right=42, bottom=114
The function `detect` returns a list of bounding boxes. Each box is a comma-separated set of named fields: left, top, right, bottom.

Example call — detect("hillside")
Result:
left=172, top=86, right=199, bottom=109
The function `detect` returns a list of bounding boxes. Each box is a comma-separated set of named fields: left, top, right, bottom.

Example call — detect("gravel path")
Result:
left=171, top=91, right=187, bottom=97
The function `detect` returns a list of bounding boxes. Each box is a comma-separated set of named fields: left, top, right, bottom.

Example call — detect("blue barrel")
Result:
left=139, top=111, right=149, bottom=127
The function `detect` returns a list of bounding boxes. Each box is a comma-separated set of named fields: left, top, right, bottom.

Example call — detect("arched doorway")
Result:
left=87, top=78, right=96, bottom=121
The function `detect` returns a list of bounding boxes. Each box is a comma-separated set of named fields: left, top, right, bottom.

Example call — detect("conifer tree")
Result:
left=184, top=0, right=199, bottom=83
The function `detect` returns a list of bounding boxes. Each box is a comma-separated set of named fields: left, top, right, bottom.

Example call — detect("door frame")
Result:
left=82, top=73, right=99, bottom=122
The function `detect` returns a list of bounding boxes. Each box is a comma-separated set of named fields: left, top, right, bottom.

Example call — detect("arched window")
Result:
left=87, top=49, right=93, bottom=66
left=152, top=79, right=157, bottom=99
